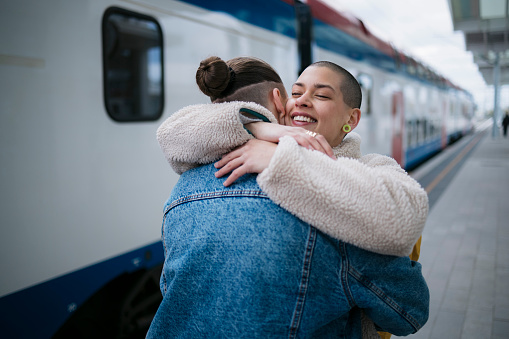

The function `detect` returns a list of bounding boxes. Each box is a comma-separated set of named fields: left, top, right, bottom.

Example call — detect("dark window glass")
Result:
left=102, top=7, right=164, bottom=122
left=406, top=120, right=413, bottom=147
left=357, top=73, right=372, bottom=115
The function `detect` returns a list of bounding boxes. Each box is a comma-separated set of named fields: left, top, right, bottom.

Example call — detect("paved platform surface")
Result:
left=395, top=132, right=509, bottom=339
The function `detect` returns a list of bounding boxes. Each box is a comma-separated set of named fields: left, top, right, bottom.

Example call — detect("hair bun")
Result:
left=196, top=56, right=231, bottom=98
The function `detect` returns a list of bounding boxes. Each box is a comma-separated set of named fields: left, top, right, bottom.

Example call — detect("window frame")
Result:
left=101, top=6, right=165, bottom=122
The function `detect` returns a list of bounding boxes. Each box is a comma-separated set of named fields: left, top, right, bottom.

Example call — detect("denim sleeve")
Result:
left=346, top=246, right=430, bottom=336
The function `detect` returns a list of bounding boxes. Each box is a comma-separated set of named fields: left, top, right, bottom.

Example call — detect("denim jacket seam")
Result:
left=288, top=227, right=318, bottom=339
left=347, top=266, right=422, bottom=331
left=160, top=213, right=169, bottom=295
left=161, top=190, right=269, bottom=292
left=339, top=242, right=356, bottom=308
left=164, top=190, right=270, bottom=215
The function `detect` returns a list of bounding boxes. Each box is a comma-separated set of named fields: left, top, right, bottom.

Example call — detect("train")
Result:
left=0, top=0, right=474, bottom=337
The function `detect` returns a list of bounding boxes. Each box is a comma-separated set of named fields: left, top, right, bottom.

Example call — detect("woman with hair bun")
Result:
left=150, top=56, right=429, bottom=339
left=158, top=56, right=333, bottom=175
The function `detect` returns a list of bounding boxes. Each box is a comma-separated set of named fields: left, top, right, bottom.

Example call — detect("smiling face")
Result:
left=284, top=65, right=361, bottom=147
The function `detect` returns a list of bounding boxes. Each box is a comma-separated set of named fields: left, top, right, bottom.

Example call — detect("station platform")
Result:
left=395, top=127, right=509, bottom=339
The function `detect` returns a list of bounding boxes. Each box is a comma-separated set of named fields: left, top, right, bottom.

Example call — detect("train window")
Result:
left=407, top=59, right=416, bottom=75
left=421, top=119, right=428, bottom=141
left=430, top=121, right=436, bottom=138
left=406, top=120, right=413, bottom=148
left=413, top=121, right=419, bottom=146
left=357, top=73, right=372, bottom=115
left=404, top=88, right=416, bottom=147
left=102, top=7, right=164, bottom=122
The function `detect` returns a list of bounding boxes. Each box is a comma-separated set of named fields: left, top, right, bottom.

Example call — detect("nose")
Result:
left=295, top=92, right=311, bottom=107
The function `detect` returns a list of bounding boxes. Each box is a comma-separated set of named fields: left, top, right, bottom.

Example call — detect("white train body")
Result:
left=0, top=0, right=474, bottom=337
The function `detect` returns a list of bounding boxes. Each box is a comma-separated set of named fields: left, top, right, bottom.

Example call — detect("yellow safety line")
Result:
left=425, top=134, right=483, bottom=194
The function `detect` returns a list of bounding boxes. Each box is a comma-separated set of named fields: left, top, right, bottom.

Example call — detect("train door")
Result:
left=295, top=0, right=312, bottom=74
left=391, top=91, right=405, bottom=167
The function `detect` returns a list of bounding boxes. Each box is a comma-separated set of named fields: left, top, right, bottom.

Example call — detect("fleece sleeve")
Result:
left=156, top=101, right=277, bottom=174
left=257, top=136, right=428, bottom=256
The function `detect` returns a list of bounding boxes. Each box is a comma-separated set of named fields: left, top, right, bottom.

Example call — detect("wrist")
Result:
left=245, top=122, right=262, bottom=137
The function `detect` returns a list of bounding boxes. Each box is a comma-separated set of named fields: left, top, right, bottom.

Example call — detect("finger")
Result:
left=215, top=149, right=242, bottom=169
left=302, top=134, right=330, bottom=156
left=315, top=135, right=336, bottom=159
left=223, top=167, right=248, bottom=187
left=297, top=133, right=336, bottom=160
left=215, top=157, right=244, bottom=178
left=292, top=134, right=315, bottom=150
left=307, top=136, right=327, bottom=153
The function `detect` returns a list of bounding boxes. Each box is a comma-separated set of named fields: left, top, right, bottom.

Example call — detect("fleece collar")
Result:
left=332, top=132, right=362, bottom=159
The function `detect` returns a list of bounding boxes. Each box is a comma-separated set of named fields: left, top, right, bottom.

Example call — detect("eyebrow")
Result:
left=293, top=82, right=336, bottom=93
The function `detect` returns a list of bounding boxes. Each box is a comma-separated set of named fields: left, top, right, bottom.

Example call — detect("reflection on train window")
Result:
left=406, top=120, right=413, bottom=147
left=422, top=119, right=428, bottom=141
left=102, top=7, right=164, bottom=122
left=415, top=119, right=422, bottom=145
left=430, top=120, right=439, bottom=139
left=357, top=73, right=372, bottom=115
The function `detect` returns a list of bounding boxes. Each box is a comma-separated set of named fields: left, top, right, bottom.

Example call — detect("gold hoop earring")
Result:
left=342, top=124, right=351, bottom=133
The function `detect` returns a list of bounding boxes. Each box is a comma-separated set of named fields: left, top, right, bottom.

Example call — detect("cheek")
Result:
left=323, top=124, right=338, bottom=138
left=318, top=105, right=341, bottom=125
left=285, top=99, right=294, bottom=112
left=318, top=110, right=344, bottom=136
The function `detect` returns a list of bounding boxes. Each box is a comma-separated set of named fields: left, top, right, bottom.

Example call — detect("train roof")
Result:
left=306, top=0, right=472, bottom=97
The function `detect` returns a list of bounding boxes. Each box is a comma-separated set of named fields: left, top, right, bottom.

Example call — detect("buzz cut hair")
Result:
left=309, top=61, right=362, bottom=109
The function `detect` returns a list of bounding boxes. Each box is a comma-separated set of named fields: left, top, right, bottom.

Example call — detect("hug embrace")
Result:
left=147, top=56, right=429, bottom=339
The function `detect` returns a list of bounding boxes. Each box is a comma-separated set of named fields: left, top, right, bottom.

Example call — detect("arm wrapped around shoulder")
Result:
left=156, top=101, right=277, bottom=174
left=257, top=136, right=428, bottom=256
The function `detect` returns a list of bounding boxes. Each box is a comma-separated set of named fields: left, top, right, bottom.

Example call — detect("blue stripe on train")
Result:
left=405, top=138, right=443, bottom=169
left=0, top=241, right=164, bottom=339
left=181, top=0, right=297, bottom=37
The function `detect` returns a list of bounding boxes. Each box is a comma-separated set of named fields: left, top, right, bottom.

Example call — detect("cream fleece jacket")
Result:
left=157, top=101, right=428, bottom=257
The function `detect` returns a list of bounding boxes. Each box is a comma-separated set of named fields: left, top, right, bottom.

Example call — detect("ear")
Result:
left=271, top=88, right=286, bottom=122
left=348, top=108, right=361, bottom=129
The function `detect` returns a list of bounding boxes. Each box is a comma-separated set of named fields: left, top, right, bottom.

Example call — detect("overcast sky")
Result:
left=322, top=0, right=506, bottom=116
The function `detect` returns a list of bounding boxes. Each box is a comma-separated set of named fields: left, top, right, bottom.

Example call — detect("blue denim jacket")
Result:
left=147, top=163, right=429, bottom=338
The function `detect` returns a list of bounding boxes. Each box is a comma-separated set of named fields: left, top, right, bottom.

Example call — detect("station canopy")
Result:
left=448, top=0, right=509, bottom=85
